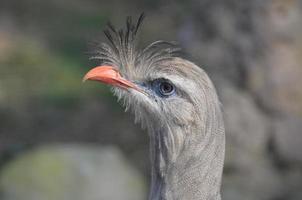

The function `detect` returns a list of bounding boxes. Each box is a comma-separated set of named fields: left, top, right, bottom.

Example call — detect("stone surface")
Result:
left=222, top=157, right=283, bottom=200
left=247, top=0, right=302, bottom=115
left=273, top=116, right=302, bottom=164
left=0, top=144, right=147, bottom=200
left=218, top=81, right=270, bottom=167
left=218, top=81, right=285, bottom=200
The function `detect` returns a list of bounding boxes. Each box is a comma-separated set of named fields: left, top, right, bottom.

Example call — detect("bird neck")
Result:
left=148, top=103, right=225, bottom=200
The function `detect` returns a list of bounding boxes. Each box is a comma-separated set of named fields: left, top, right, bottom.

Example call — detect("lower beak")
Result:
left=83, top=65, right=142, bottom=92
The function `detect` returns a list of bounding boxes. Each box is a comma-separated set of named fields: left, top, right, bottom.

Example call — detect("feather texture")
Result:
left=91, top=13, right=181, bottom=79
left=89, top=15, right=225, bottom=200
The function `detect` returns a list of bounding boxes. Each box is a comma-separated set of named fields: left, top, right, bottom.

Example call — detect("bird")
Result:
left=83, top=14, right=225, bottom=200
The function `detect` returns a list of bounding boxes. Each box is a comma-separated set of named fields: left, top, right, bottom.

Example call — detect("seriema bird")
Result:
left=83, top=14, right=225, bottom=200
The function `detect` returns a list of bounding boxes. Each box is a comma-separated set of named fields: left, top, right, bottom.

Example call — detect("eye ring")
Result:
left=151, top=78, right=176, bottom=97
left=159, top=81, right=175, bottom=96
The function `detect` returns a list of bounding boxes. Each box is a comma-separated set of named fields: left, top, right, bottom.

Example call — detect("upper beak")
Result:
left=83, top=65, right=143, bottom=93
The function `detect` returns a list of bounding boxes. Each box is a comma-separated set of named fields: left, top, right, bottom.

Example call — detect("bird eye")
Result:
left=152, top=79, right=175, bottom=97
left=159, top=82, right=174, bottom=95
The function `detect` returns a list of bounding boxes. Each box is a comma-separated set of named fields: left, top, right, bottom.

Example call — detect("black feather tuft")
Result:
left=92, top=13, right=182, bottom=74
left=134, top=13, right=145, bottom=35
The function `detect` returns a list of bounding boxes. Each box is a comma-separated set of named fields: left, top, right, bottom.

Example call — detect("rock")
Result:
left=284, top=168, right=302, bottom=200
left=222, top=156, right=284, bottom=200
left=273, top=116, right=302, bottom=164
left=218, top=81, right=270, bottom=167
left=0, top=144, right=147, bottom=200
left=248, top=0, right=302, bottom=115
left=218, top=81, right=284, bottom=200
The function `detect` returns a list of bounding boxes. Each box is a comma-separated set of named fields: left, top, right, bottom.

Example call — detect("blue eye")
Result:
left=152, top=79, right=175, bottom=97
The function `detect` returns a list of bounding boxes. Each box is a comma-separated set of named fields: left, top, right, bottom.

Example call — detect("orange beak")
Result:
left=83, top=65, right=142, bottom=92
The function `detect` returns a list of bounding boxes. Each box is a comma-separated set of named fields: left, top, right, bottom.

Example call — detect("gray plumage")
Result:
left=91, top=14, right=225, bottom=200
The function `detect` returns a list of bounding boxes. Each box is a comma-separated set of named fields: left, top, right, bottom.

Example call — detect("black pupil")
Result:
left=160, top=82, right=173, bottom=94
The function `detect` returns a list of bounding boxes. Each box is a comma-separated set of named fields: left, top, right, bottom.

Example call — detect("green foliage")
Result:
left=0, top=36, right=113, bottom=110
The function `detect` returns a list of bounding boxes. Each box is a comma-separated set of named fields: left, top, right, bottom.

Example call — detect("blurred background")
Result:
left=0, top=0, right=302, bottom=199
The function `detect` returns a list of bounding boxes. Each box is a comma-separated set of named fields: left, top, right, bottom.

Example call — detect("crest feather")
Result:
left=91, top=13, right=181, bottom=77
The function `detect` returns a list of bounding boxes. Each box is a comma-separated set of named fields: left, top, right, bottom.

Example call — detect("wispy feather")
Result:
left=91, top=13, right=181, bottom=77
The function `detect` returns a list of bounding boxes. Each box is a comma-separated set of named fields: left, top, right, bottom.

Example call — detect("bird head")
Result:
left=83, top=14, right=221, bottom=162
